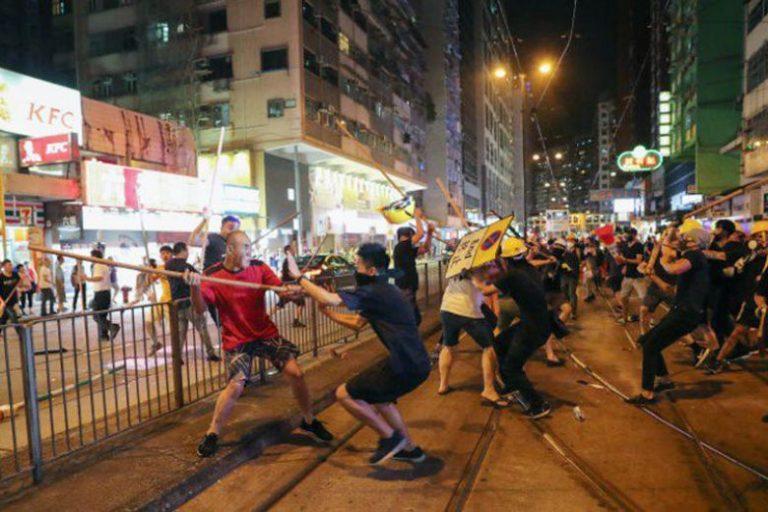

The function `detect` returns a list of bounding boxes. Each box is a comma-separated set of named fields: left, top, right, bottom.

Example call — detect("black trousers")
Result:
left=72, top=283, right=87, bottom=311
left=637, top=307, right=699, bottom=391
left=494, top=324, right=549, bottom=408
left=40, top=288, right=56, bottom=316
left=93, top=290, right=114, bottom=339
left=707, top=286, right=732, bottom=343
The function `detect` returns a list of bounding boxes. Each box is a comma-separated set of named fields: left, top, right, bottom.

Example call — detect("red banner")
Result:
left=18, top=133, right=79, bottom=167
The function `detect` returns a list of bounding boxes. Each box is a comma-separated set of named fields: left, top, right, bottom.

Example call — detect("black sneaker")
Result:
left=393, top=446, right=426, bottom=463
left=525, top=401, right=552, bottom=420
left=706, top=359, right=727, bottom=375
left=109, top=324, right=120, bottom=341
left=197, top=433, right=218, bottom=457
left=653, top=380, right=675, bottom=393
left=625, top=394, right=657, bottom=406
left=300, top=419, right=334, bottom=443
left=207, top=353, right=221, bottom=362
left=369, top=431, right=407, bottom=466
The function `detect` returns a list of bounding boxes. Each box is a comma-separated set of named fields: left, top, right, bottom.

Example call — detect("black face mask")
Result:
left=355, top=272, right=377, bottom=287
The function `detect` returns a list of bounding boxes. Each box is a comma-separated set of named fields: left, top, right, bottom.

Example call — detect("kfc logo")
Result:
left=19, top=133, right=79, bottom=167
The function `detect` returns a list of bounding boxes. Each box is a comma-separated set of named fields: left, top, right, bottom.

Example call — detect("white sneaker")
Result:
left=695, top=348, right=712, bottom=368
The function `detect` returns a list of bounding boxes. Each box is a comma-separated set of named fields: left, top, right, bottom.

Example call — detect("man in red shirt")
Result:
left=187, top=231, right=333, bottom=457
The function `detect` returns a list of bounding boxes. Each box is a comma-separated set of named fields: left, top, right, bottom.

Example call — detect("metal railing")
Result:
left=0, top=260, right=445, bottom=487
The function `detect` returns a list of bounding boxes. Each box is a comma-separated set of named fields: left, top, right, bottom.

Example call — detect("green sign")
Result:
left=617, top=145, right=663, bottom=172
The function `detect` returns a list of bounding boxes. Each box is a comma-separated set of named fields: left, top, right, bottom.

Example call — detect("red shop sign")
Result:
left=18, top=133, right=80, bottom=167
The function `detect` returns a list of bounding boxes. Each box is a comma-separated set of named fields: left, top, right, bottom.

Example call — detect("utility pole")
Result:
left=293, top=145, right=303, bottom=255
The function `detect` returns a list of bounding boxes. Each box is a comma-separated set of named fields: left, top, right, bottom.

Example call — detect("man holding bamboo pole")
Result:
left=185, top=231, right=334, bottom=457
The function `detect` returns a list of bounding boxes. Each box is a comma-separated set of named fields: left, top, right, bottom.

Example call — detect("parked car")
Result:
left=294, top=254, right=356, bottom=290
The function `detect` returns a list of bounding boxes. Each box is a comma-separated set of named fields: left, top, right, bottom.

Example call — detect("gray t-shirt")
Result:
left=204, top=233, right=227, bottom=270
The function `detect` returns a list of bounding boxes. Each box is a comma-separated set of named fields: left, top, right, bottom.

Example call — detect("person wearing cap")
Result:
left=393, top=208, right=433, bottom=325
left=473, top=237, right=553, bottom=418
left=626, top=220, right=710, bottom=405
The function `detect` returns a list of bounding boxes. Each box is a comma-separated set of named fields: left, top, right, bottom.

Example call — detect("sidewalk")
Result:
left=0, top=307, right=443, bottom=511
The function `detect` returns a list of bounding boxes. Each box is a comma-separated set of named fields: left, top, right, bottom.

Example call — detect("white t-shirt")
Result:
left=440, top=277, right=484, bottom=319
left=92, top=264, right=111, bottom=292
left=286, top=253, right=300, bottom=278
left=38, top=266, right=53, bottom=289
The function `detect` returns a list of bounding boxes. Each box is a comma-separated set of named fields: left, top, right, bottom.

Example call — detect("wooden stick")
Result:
left=251, top=211, right=300, bottom=247
left=684, top=176, right=768, bottom=219
left=299, top=233, right=329, bottom=275
left=28, top=245, right=287, bottom=292
left=435, top=177, right=471, bottom=229
left=336, top=121, right=407, bottom=197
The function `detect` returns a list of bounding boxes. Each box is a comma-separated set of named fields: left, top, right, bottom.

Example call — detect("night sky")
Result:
left=505, top=0, right=617, bottom=143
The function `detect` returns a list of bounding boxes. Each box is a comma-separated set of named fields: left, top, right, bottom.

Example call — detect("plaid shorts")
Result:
left=226, top=337, right=300, bottom=382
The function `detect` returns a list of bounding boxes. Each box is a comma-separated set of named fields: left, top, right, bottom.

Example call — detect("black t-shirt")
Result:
left=393, top=239, right=419, bottom=291
left=755, top=264, right=768, bottom=298
left=734, top=253, right=767, bottom=303
left=338, top=281, right=430, bottom=376
left=674, top=250, right=709, bottom=313
left=165, top=258, right=197, bottom=305
left=204, top=233, right=228, bottom=271
left=708, top=240, right=746, bottom=286
left=652, top=258, right=677, bottom=285
left=560, top=251, right=580, bottom=279
left=0, top=271, right=21, bottom=306
left=621, top=241, right=644, bottom=278
left=494, top=268, right=551, bottom=341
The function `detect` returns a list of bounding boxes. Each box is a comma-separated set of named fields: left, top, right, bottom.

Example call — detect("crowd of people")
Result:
left=4, top=207, right=766, bottom=467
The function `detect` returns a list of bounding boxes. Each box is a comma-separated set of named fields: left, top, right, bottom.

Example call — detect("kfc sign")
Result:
left=19, top=133, right=79, bottom=167
left=0, top=67, right=83, bottom=140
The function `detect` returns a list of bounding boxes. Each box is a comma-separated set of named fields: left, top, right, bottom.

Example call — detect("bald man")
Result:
left=187, top=231, right=334, bottom=457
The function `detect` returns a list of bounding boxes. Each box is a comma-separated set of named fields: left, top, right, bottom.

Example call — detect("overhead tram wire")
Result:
left=534, top=0, right=579, bottom=110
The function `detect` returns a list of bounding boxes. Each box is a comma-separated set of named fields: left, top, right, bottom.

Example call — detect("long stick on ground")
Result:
left=29, top=245, right=286, bottom=292
left=251, top=211, right=300, bottom=248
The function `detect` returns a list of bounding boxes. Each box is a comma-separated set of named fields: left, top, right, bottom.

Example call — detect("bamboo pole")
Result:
left=684, top=176, right=768, bottom=219
left=336, top=121, right=407, bottom=197
left=435, top=177, right=471, bottom=229
left=251, top=211, right=300, bottom=248
left=28, top=245, right=286, bottom=292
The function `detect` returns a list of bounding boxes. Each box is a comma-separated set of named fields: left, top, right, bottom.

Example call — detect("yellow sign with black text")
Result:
left=445, top=216, right=513, bottom=278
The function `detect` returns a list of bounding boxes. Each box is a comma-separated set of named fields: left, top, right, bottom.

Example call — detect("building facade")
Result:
left=418, top=0, right=464, bottom=228
left=743, top=0, right=768, bottom=182
left=595, top=97, right=616, bottom=212
left=458, top=0, right=521, bottom=224
left=665, top=0, right=742, bottom=202
left=51, top=0, right=428, bottom=252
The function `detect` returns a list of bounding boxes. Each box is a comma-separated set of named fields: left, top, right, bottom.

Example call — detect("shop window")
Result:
left=207, top=9, right=227, bottom=33
left=199, top=103, right=231, bottom=128
left=151, top=22, right=170, bottom=46
left=261, top=47, right=288, bottom=72
left=304, top=49, right=319, bottom=75
left=267, top=98, right=285, bottom=118
left=265, top=0, right=281, bottom=19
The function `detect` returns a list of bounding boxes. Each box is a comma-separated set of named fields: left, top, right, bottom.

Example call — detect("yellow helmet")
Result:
left=678, top=219, right=704, bottom=236
left=500, top=237, right=527, bottom=258
left=380, top=196, right=415, bottom=224
left=752, top=220, right=768, bottom=236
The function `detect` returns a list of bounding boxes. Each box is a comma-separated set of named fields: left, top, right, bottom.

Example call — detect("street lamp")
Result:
left=532, top=153, right=541, bottom=162
left=493, top=66, right=508, bottom=79
left=554, top=152, right=563, bottom=160
left=538, top=61, right=553, bottom=75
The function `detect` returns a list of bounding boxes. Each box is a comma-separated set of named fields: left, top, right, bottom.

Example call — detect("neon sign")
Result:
left=617, top=145, right=663, bottom=172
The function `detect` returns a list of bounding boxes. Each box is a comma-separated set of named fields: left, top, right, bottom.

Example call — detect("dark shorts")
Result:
left=642, top=282, right=672, bottom=313
left=225, top=337, right=300, bottom=382
left=277, top=295, right=306, bottom=308
left=608, top=274, right=623, bottom=293
left=346, top=359, right=428, bottom=404
left=735, top=301, right=761, bottom=329
left=440, top=311, right=493, bottom=348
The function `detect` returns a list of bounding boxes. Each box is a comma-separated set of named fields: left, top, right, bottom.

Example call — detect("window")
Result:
left=287, top=188, right=295, bottom=201
left=123, top=72, right=137, bottom=94
left=201, top=55, right=233, bottom=81
left=265, top=0, right=281, bottom=18
left=267, top=98, right=285, bottom=118
left=749, top=1, right=765, bottom=33
left=199, top=103, right=230, bottom=128
left=321, top=66, right=339, bottom=86
left=320, top=18, right=338, bottom=44
left=302, top=1, right=317, bottom=26
left=304, top=49, right=319, bottom=75
left=748, top=43, right=768, bottom=92
left=339, top=33, right=350, bottom=54
left=207, top=9, right=227, bottom=33
left=89, top=27, right=137, bottom=57
left=53, top=0, right=70, bottom=16
left=261, top=47, right=288, bottom=72
left=152, top=22, right=170, bottom=45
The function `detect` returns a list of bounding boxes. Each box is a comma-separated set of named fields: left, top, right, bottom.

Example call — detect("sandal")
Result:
left=481, top=396, right=513, bottom=408
left=437, top=386, right=454, bottom=396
